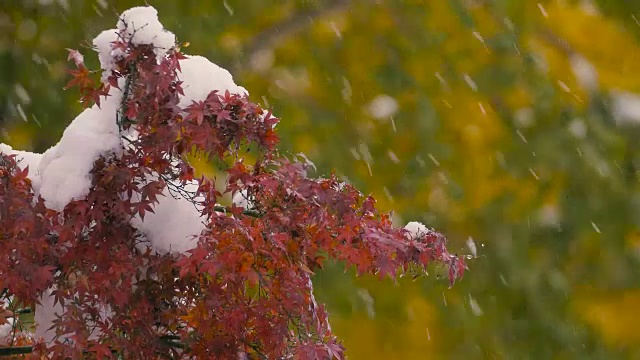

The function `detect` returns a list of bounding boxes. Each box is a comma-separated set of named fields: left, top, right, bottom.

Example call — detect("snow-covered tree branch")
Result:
left=0, top=6, right=464, bottom=359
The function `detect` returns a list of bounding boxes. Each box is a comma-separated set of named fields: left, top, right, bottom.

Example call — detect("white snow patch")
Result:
left=38, top=87, right=123, bottom=211
left=93, top=6, right=176, bottom=81
left=116, top=6, right=176, bottom=60
left=177, top=55, right=248, bottom=108
left=404, top=221, right=432, bottom=240
left=131, top=197, right=202, bottom=254
left=92, top=29, right=120, bottom=82
left=0, top=143, right=43, bottom=192
left=131, top=179, right=204, bottom=255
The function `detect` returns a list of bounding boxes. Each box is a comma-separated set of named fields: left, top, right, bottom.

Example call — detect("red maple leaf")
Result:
left=185, top=100, right=209, bottom=125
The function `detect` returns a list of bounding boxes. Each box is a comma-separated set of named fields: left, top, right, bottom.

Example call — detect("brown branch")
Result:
left=232, top=0, right=353, bottom=72
left=0, top=334, right=186, bottom=357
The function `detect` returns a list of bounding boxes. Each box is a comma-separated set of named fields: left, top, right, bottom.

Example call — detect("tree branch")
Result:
left=0, top=346, right=32, bottom=356
left=232, top=0, right=352, bottom=72
left=0, top=334, right=187, bottom=357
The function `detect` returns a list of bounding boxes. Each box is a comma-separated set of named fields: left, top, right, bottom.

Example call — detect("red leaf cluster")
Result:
left=0, top=24, right=465, bottom=360
left=64, top=49, right=111, bottom=108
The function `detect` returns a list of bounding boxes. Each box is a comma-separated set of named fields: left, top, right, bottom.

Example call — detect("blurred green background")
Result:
left=3, top=0, right=640, bottom=358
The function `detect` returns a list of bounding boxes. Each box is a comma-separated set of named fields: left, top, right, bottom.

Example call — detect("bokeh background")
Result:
left=3, top=0, right=640, bottom=358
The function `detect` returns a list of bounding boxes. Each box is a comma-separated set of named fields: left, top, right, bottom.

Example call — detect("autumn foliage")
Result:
left=0, top=9, right=464, bottom=359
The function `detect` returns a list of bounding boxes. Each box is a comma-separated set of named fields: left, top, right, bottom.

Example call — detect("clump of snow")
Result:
left=177, top=55, right=248, bottom=108
left=37, top=87, right=123, bottom=211
left=94, top=6, right=249, bottom=110
left=0, top=143, right=43, bottom=192
left=128, top=36, right=250, bottom=255
left=92, top=29, right=120, bottom=82
left=131, top=180, right=204, bottom=254
left=116, top=6, right=176, bottom=60
left=93, top=6, right=176, bottom=82
left=404, top=221, right=431, bottom=239
left=367, top=94, right=398, bottom=119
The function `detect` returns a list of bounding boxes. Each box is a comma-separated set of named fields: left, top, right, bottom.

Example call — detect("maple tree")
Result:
left=0, top=7, right=464, bottom=359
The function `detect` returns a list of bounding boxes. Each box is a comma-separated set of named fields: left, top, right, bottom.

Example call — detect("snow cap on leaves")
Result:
left=116, top=6, right=176, bottom=59
left=37, top=87, right=123, bottom=211
left=404, top=221, right=431, bottom=239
